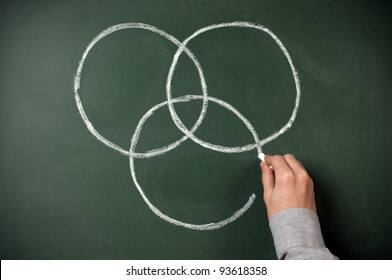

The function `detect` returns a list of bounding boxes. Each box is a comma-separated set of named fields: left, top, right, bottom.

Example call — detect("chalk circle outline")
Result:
left=129, top=95, right=258, bottom=230
left=74, top=23, right=209, bottom=159
left=73, top=22, right=301, bottom=230
left=166, top=21, right=301, bottom=153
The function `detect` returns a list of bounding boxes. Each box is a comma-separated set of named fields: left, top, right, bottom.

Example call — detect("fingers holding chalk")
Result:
left=258, top=153, right=273, bottom=170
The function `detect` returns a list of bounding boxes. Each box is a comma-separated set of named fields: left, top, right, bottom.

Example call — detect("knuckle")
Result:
left=297, top=170, right=310, bottom=182
left=281, top=170, right=295, bottom=183
left=298, top=173, right=314, bottom=191
left=271, top=155, right=281, bottom=161
left=300, top=176, right=312, bottom=189
left=284, top=153, right=295, bottom=160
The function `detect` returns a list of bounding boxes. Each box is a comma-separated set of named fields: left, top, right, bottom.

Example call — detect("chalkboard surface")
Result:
left=1, top=0, right=391, bottom=259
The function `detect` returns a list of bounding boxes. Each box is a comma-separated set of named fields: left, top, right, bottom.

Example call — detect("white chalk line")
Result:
left=166, top=21, right=301, bottom=153
left=74, top=23, right=209, bottom=157
left=73, top=22, right=301, bottom=230
left=129, top=95, right=258, bottom=230
left=129, top=95, right=261, bottom=159
left=74, top=22, right=300, bottom=158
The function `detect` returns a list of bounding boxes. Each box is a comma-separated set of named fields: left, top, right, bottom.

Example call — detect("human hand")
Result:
left=260, top=154, right=316, bottom=220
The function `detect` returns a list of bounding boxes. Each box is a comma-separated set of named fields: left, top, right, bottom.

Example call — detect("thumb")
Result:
left=260, top=161, right=275, bottom=203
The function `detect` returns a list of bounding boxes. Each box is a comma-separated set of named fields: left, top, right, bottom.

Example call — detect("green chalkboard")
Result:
left=1, top=0, right=391, bottom=259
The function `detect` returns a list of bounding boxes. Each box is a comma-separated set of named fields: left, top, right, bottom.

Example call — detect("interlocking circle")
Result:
left=74, top=22, right=301, bottom=230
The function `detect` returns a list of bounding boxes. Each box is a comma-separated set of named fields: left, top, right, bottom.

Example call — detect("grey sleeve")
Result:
left=269, top=208, right=338, bottom=260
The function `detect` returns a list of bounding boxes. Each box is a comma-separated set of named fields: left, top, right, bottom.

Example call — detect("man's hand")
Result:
left=260, top=154, right=316, bottom=220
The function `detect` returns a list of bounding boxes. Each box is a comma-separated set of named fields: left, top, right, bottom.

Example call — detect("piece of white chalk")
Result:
left=258, top=152, right=273, bottom=170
